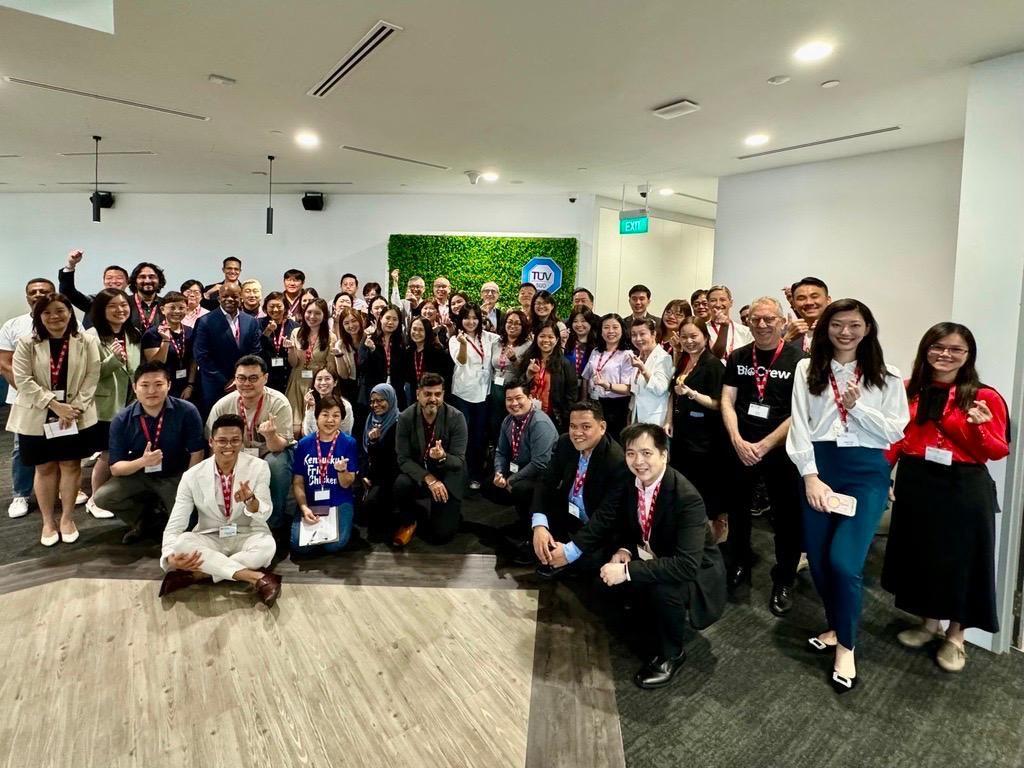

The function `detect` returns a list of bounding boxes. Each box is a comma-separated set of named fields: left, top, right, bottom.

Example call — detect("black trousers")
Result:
left=393, top=473, right=462, bottom=544
left=490, top=477, right=538, bottom=532
left=723, top=446, right=802, bottom=587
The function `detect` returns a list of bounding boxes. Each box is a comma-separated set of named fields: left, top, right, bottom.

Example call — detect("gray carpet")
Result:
left=1, top=417, right=1022, bottom=768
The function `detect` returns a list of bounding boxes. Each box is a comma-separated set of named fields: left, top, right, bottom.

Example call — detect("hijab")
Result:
left=363, top=382, right=399, bottom=450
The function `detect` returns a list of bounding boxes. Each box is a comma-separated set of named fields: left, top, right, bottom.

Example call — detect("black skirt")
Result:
left=881, top=456, right=1000, bottom=632
left=18, top=424, right=100, bottom=466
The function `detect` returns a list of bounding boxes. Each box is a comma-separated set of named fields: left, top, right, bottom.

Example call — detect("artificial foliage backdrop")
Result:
left=387, top=234, right=579, bottom=317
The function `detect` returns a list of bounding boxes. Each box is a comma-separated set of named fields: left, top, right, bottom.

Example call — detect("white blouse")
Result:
left=630, top=345, right=674, bottom=426
left=449, top=330, right=499, bottom=403
left=786, top=358, right=910, bottom=477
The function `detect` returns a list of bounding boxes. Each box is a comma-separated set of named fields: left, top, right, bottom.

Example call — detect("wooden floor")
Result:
left=0, top=578, right=541, bottom=768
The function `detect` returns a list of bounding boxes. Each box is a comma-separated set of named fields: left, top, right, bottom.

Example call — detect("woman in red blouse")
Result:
left=882, top=322, right=1009, bottom=673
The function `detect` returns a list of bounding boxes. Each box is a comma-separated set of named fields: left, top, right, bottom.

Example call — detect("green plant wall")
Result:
left=388, top=234, right=578, bottom=317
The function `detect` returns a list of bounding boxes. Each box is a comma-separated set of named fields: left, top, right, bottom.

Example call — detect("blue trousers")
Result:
left=451, top=395, right=487, bottom=483
left=265, top=447, right=295, bottom=530
left=11, top=434, right=34, bottom=498
left=290, top=502, right=354, bottom=556
left=801, top=442, right=891, bottom=650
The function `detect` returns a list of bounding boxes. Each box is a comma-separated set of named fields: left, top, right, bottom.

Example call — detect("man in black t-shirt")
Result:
left=720, top=296, right=806, bottom=617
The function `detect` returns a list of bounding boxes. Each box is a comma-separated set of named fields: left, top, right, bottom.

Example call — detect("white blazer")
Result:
left=631, top=345, right=674, bottom=426
left=160, top=451, right=273, bottom=568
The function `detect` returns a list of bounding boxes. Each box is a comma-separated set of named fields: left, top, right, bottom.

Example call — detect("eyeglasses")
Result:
left=212, top=437, right=243, bottom=447
left=927, top=344, right=969, bottom=357
left=748, top=315, right=779, bottom=326
left=233, top=374, right=263, bottom=384
left=692, top=300, right=709, bottom=308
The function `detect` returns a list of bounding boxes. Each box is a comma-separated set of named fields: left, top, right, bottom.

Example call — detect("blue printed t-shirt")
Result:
left=292, top=431, right=359, bottom=506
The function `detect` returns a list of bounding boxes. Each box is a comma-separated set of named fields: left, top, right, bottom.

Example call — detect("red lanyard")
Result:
left=382, top=337, right=392, bottom=374
left=753, top=341, right=785, bottom=402
left=500, top=344, right=515, bottom=372
left=285, top=293, right=302, bottom=318
left=535, top=359, right=549, bottom=392
left=315, top=432, right=340, bottom=485
left=237, top=394, right=264, bottom=441
left=594, top=350, right=614, bottom=377
left=422, top=417, right=436, bottom=459
left=134, top=295, right=158, bottom=329
left=508, top=412, right=533, bottom=460
left=711, top=323, right=734, bottom=358
left=414, top=349, right=424, bottom=381
left=304, top=336, right=315, bottom=365
left=216, top=468, right=234, bottom=518
left=829, top=367, right=862, bottom=429
left=637, top=481, right=661, bottom=543
left=165, top=327, right=183, bottom=358
left=272, top=322, right=286, bottom=353
left=573, top=346, right=586, bottom=375
left=572, top=458, right=587, bottom=497
left=466, top=336, right=484, bottom=362
left=50, top=337, right=69, bottom=389
left=139, top=407, right=165, bottom=447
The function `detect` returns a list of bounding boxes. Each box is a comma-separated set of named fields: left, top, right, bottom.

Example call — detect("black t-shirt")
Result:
left=672, top=351, right=725, bottom=454
left=723, top=341, right=805, bottom=441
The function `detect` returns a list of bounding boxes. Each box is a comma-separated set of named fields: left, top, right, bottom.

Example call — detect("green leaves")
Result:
left=388, top=235, right=578, bottom=316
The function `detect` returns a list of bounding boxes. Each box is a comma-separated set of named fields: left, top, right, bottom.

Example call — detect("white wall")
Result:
left=594, top=205, right=714, bottom=317
left=0, top=192, right=598, bottom=319
left=713, top=140, right=964, bottom=372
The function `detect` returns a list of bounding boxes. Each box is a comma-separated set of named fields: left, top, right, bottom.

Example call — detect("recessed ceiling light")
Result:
left=480, top=171, right=499, bottom=182
left=767, top=75, right=791, bottom=85
left=820, top=79, right=840, bottom=89
left=744, top=134, right=770, bottom=147
left=794, top=41, right=833, bottom=62
left=658, top=188, right=675, bottom=196
left=295, top=131, right=320, bottom=149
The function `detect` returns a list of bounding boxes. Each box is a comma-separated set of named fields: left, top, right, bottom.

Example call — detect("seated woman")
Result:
left=290, top=395, right=359, bottom=556
left=300, top=366, right=355, bottom=437
left=360, top=383, right=401, bottom=540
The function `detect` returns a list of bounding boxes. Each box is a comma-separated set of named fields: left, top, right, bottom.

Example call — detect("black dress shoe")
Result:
left=769, top=584, right=793, bottom=616
left=726, top=564, right=751, bottom=590
left=830, top=669, right=859, bottom=694
left=634, top=650, right=687, bottom=689
left=535, top=563, right=568, bottom=580
left=512, top=540, right=536, bottom=566
left=158, top=569, right=195, bottom=598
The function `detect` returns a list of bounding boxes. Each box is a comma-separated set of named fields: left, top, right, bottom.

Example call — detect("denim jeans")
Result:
left=11, top=434, right=34, bottom=498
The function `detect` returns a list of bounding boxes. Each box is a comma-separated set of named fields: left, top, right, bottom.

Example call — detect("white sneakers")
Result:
left=86, top=497, right=114, bottom=519
left=7, top=496, right=29, bottom=518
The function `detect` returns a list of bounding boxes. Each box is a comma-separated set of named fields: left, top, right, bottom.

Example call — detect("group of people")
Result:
left=0, top=253, right=1009, bottom=692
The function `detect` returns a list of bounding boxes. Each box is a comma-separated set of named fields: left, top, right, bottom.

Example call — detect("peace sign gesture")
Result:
left=234, top=480, right=254, bottom=503
left=967, top=399, right=993, bottom=425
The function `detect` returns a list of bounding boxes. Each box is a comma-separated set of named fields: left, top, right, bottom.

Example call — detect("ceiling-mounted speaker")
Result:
left=90, top=191, right=115, bottom=208
left=302, top=192, right=325, bottom=211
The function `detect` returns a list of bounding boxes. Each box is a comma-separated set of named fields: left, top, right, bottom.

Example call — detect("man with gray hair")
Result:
left=719, top=296, right=806, bottom=618
left=480, top=281, right=503, bottom=332
left=706, top=284, right=753, bottom=362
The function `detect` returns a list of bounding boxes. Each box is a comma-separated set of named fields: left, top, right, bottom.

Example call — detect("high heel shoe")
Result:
left=829, top=669, right=859, bottom=694
left=40, top=530, right=59, bottom=547
left=807, top=636, right=837, bottom=654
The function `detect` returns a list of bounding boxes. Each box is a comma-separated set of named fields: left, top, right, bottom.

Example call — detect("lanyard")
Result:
left=571, top=457, right=588, bottom=498
left=753, top=341, right=785, bottom=402
left=285, top=293, right=302, bottom=318
left=466, top=336, right=484, bottom=362
left=637, top=481, right=661, bottom=543
left=710, top=323, right=734, bottom=358
left=422, top=416, right=436, bottom=460
left=49, top=337, right=69, bottom=389
left=535, top=359, right=549, bottom=393
left=382, top=337, right=392, bottom=374
left=508, top=412, right=533, bottom=460
left=304, top=335, right=316, bottom=365
left=216, top=468, right=234, bottom=518
left=315, top=432, right=340, bottom=485
left=573, top=347, right=586, bottom=375
left=134, top=295, right=158, bottom=329
left=500, top=344, right=515, bottom=372
left=237, top=394, right=265, bottom=442
left=594, top=350, right=615, bottom=377
left=414, top=349, right=424, bottom=381
left=165, top=326, right=184, bottom=358
left=828, top=367, right=862, bottom=430
left=272, top=322, right=287, bottom=353
left=139, top=406, right=166, bottom=447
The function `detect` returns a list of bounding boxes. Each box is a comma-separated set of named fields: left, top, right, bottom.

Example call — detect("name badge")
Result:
left=313, top=489, right=330, bottom=502
left=271, top=357, right=285, bottom=368
left=52, top=389, right=65, bottom=402
left=219, top=524, right=237, bottom=538
left=638, top=542, right=654, bottom=561
left=493, top=374, right=505, bottom=387
left=836, top=431, right=860, bottom=448
left=175, top=369, right=187, bottom=380
left=43, top=420, right=78, bottom=439
left=242, top=447, right=260, bottom=457
left=688, top=410, right=705, bottom=419
left=925, top=446, right=953, bottom=466
left=568, top=502, right=582, bottom=519
left=301, top=369, right=314, bottom=379
left=509, top=462, right=520, bottom=474
left=144, top=462, right=162, bottom=474
left=748, top=403, right=770, bottom=419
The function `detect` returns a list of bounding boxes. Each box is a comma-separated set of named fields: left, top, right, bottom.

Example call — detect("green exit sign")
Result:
left=619, top=215, right=649, bottom=235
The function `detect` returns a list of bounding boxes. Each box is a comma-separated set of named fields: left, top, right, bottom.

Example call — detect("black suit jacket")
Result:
left=396, top=403, right=468, bottom=500
left=57, top=268, right=96, bottom=328
left=534, top=434, right=631, bottom=545
left=192, top=310, right=262, bottom=407
left=518, top=355, right=578, bottom=432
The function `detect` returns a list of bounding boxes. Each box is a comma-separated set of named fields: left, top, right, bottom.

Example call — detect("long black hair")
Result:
left=31, top=294, right=79, bottom=340
left=456, top=302, right=484, bottom=340
left=596, top=313, right=628, bottom=352
left=297, top=297, right=331, bottom=351
left=807, top=298, right=892, bottom=395
left=565, top=309, right=600, bottom=357
left=907, top=322, right=980, bottom=414
left=90, top=288, right=141, bottom=343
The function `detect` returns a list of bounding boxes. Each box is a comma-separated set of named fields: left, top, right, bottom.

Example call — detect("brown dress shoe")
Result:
left=158, top=569, right=196, bottom=597
left=254, top=573, right=282, bottom=607
left=392, top=521, right=417, bottom=547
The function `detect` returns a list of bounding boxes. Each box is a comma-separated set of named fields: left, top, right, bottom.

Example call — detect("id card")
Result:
left=301, top=369, right=313, bottom=379
left=493, top=374, right=505, bottom=387
left=925, top=446, right=953, bottom=466
left=747, top=403, right=769, bottom=419
left=568, top=502, right=582, bottom=519
left=219, top=524, right=237, bottom=538
left=638, top=542, right=654, bottom=561
left=144, top=462, right=162, bottom=474
left=824, top=492, right=857, bottom=517
left=271, top=357, right=285, bottom=368
left=313, top=489, right=330, bottom=502
left=52, top=389, right=65, bottom=402
left=509, top=462, right=520, bottom=474
left=43, top=420, right=78, bottom=439
left=175, top=369, right=187, bottom=380
left=836, top=431, right=860, bottom=448
left=688, top=410, right=705, bottom=419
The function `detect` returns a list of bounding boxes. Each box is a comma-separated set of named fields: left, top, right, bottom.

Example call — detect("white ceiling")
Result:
left=0, top=0, right=1022, bottom=217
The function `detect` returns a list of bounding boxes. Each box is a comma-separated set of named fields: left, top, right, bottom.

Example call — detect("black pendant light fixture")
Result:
left=266, top=155, right=275, bottom=234
left=91, top=135, right=102, bottom=222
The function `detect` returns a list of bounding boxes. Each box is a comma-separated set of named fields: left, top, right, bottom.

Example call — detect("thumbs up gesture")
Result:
left=428, top=439, right=446, bottom=461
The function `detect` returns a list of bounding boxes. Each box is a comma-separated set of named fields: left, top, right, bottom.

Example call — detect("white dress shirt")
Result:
left=448, top=330, right=499, bottom=403
left=631, top=345, right=674, bottom=425
left=0, top=313, right=33, bottom=405
left=786, top=358, right=910, bottom=477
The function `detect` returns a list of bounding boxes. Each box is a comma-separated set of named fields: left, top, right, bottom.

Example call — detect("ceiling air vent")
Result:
left=652, top=99, right=701, bottom=120
left=307, top=20, right=403, bottom=98
left=738, top=126, right=901, bottom=159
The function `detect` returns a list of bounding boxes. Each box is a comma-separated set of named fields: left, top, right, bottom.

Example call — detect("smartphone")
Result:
left=824, top=492, right=857, bottom=517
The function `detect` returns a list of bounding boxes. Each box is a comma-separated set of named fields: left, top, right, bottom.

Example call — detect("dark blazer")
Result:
left=359, top=337, right=410, bottom=408
left=398, top=344, right=452, bottom=394
left=57, top=268, right=96, bottom=328
left=192, top=309, right=262, bottom=410
left=534, top=434, right=632, bottom=544
left=518, top=355, right=578, bottom=432
left=363, top=422, right=399, bottom=488
left=396, top=403, right=468, bottom=500
left=127, top=293, right=164, bottom=335
left=619, top=467, right=726, bottom=629
left=257, top=316, right=298, bottom=394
